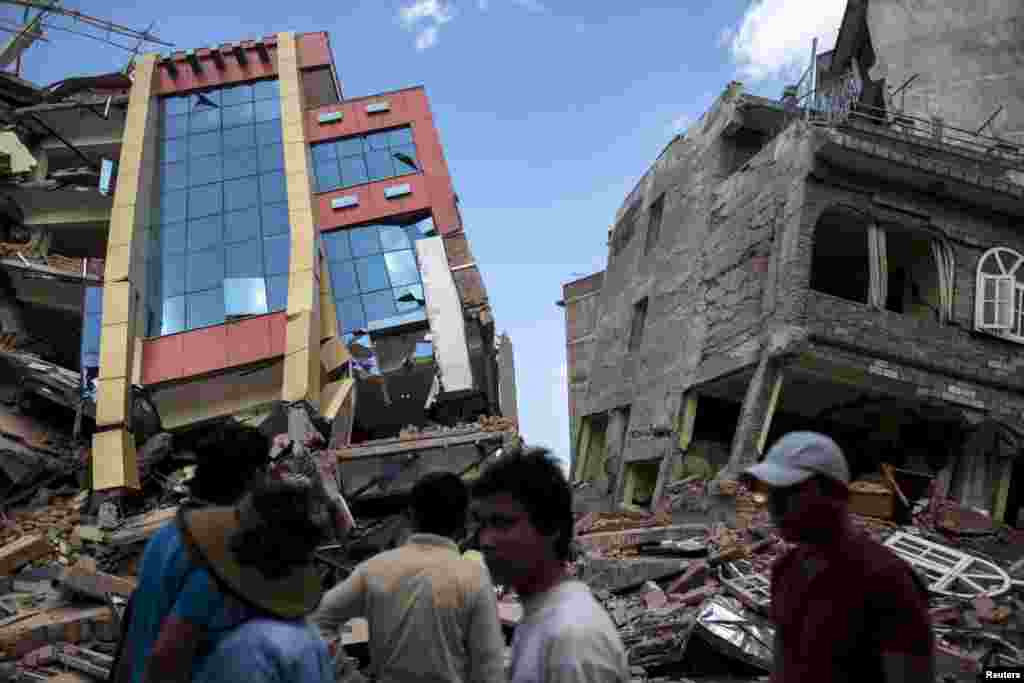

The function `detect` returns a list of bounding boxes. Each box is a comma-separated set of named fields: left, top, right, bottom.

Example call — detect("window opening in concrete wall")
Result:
left=809, top=207, right=870, bottom=304
left=623, top=460, right=660, bottom=507
left=672, top=394, right=740, bottom=481
left=149, top=79, right=286, bottom=337
left=975, top=247, right=1024, bottom=342
left=884, top=228, right=941, bottom=320
left=575, top=412, right=609, bottom=483
left=644, top=194, right=665, bottom=256
left=610, top=199, right=640, bottom=257
left=628, top=297, right=648, bottom=351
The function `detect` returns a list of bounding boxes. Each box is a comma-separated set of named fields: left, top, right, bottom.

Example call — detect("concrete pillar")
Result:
left=91, top=53, right=160, bottom=492
left=723, top=355, right=784, bottom=479
left=573, top=416, right=593, bottom=483
left=652, top=392, right=687, bottom=508
left=608, top=405, right=632, bottom=502
left=278, top=32, right=322, bottom=409
left=496, top=332, right=518, bottom=425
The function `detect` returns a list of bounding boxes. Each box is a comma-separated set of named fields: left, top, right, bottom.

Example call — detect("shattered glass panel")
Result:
left=222, top=102, right=255, bottom=129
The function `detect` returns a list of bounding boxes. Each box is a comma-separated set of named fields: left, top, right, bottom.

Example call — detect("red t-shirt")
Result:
left=769, top=531, right=933, bottom=682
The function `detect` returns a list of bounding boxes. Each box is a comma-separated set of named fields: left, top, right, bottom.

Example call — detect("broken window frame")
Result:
left=975, top=247, right=1024, bottom=340
left=643, top=194, right=664, bottom=256
left=883, top=531, right=1011, bottom=599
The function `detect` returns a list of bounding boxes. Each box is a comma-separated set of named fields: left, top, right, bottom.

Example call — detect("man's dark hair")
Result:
left=410, top=472, right=468, bottom=538
left=230, top=478, right=326, bottom=580
left=189, top=422, right=271, bottom=505
left=472, top=446, right=573, bottom=562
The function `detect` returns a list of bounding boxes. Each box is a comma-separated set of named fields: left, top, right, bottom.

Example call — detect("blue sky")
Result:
left=4, top=0, right=847, bottom=470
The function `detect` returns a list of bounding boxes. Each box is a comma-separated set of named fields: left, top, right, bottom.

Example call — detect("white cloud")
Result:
left=725, top=0, right=845, bottom=81
left=399, top=0, right=455, bottom=51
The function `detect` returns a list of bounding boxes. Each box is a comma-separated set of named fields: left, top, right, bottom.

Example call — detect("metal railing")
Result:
left=787, top=79, right=1024, bottom=168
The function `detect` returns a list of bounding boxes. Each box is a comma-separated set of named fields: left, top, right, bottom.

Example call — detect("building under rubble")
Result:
left=0, top=30, right=518, bottom=510
left=562, top=0, right=1024, bottom=525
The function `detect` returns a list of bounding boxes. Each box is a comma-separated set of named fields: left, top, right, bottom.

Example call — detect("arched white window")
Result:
left=975, top=247, right=1024, bottom=341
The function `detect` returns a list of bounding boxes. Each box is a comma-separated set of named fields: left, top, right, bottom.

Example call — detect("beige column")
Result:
left=278, top=32, right=324, bottom=408
left=91, top=53, right=160, bottom=491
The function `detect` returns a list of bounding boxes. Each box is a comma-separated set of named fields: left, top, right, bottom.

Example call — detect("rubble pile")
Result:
left=561, top=468, right=1024, bottom=682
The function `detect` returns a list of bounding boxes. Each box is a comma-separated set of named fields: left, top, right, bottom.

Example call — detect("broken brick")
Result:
left=671, top=584, right=719, bottom=607
left=21, top=644, right=56, bottom=667
left=643, top=590, right=668, bottom=610
left=0, top=535, right=50, bottom=575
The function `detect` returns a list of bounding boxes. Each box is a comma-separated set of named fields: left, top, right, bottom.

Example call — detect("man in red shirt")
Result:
left=742, top=431, right=934, bottom=683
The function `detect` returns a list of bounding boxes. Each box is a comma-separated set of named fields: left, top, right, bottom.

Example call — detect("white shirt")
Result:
left=509, top=581, right=629, bottom=683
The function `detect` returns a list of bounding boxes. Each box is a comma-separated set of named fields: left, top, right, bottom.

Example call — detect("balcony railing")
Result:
left=784, top=81, right=1024, bottom=170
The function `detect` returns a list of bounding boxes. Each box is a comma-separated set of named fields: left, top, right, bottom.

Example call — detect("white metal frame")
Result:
left=884, top=532, right=1010, bottom=598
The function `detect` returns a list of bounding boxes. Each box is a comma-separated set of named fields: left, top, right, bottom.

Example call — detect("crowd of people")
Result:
left=110, top=424, right=936, bottom=683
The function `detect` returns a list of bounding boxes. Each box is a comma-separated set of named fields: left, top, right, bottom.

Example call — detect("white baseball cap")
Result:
left=743, top=431, right=850, bottom=488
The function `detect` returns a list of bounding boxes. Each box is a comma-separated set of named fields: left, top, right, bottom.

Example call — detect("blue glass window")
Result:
left=323, top=231, right=351, bottom=263
left=264, top=234, right=290, bottom=276
left=161, top=296, right=186, bottom=335
left=225, top=240, right=263, bottom=278
left=315, top=160, right=341, bottom=193
left=311, top=125, right=417, bottom=193
left=189, top=131, right=221, bottom=158
left=339, top=156, right=368, bottom=187
left=223, top=125, right=256, bottom=151
left=150, top=80, right=286, bottom=337
left=223, top=176, right=260, bottom=213
left=349, top=226, right=380, bottom=258
left=259, top=171, right=287, bottom=205
left=362, top=289, right=396, bottom=322
left=365, top=149, right=394, bottom=182
left=259, top=144, right=284, bottom=173
left=187, top=215, right=222, bottom=252
left=378, top=225, right=410, bottom=251
left=384, top=250, right=419, bottom=287
left=337, top=297, right=366, bottom=333
left=261, top=203, right=290, bottom=237
left=222, top=102, right=254, bottom=129
left=253, top=79, right=279, bottom=101
left=164, top=96, right=189, bottom=116
left=356, top=255, right=390, bottom=292
left=160, top=223, right=187, bottom=255
left=223, top=147, right=260, bottom=180
left=190, top=107, right=220, bottom=134
left=84, top=287, right=103, bottom=314
left=253, top=98, right=280, bottom=123
left=159, top=190, right=188, bottom=225
left=224, top=278, right=268, bottom=317
left=254, top=120, right=282, bottom=145
left=163, top=114, right=188, bottom=139
left=188, top=184, right=222, bottom=218
left=187, top=288, right=225, bottom=329
left=162, top=138, right=187, bottom=164
left=187, top=248, right=224, bottom=292
left=266, top=274, right=289, bottom=312
left=221, top=83, right=253, bottom=106
left=224, top=207, right=261, bottom=244
left=330, top=260, right=358, bottom=297
left=394, top=284, right=425, bottom=313
left=189, top=155, right=222, bottom=187
left=161, top=162, right=187, bottom=192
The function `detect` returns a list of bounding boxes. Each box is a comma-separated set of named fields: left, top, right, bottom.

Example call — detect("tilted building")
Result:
left=563, top=0, right=1024, bottom=525
left=0, top=31, right=517, bottom=506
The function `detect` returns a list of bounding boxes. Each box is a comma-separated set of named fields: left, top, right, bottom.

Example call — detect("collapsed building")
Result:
left=0, top=28, right=519, bottom=522
left=562, top=0, right=1024, bottom=526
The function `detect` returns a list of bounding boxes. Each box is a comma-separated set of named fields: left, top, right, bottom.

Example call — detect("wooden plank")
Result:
left=60, top=560, right=136, bottom=600
left=0, top=535, right=50, bottom=575
left=0, top=606, right=111, bottom=657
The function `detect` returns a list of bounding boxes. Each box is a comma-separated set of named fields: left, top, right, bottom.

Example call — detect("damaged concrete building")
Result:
left=0, top=30, right=517, bottom=516
left=563, top=0, right=1024, bottom=525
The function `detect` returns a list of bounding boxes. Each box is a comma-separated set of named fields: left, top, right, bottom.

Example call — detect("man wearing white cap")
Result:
left=743, top=431, right=933, bottom=683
